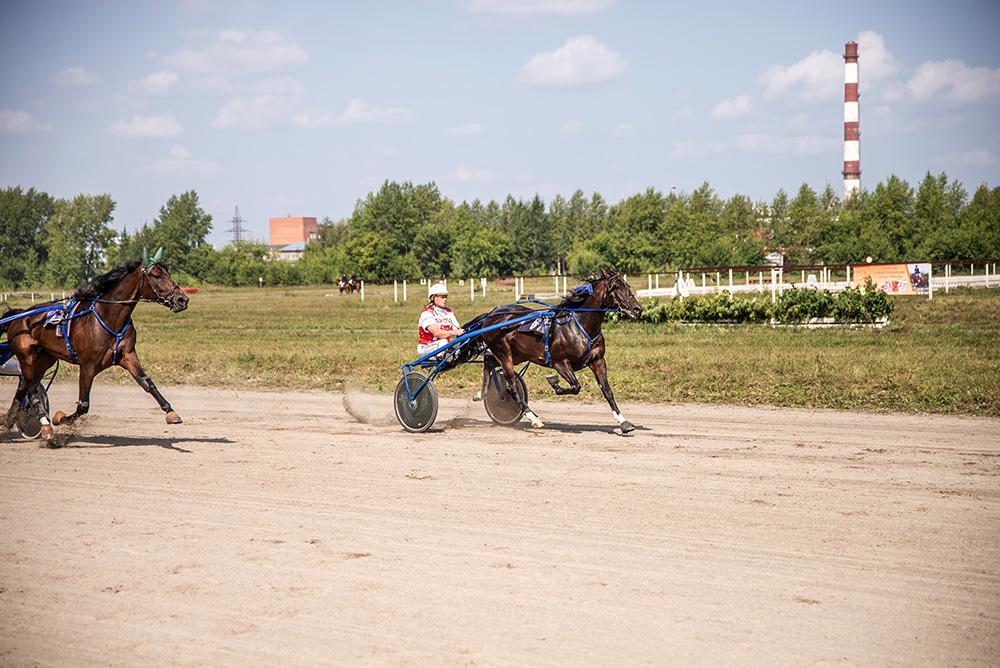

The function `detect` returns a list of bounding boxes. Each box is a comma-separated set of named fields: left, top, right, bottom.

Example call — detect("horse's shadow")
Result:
left=58, top=434, right=234, bottom=453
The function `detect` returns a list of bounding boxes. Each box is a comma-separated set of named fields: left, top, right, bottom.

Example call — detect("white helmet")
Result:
left=428, top=282, right=449, bottom=298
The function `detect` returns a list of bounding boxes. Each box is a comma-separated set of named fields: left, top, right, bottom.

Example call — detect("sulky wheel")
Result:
left=483, top=367, right=528, bottom=426
left=394, top=372, right=439, bottom=433
left=16, top=382, right=49, bottom=440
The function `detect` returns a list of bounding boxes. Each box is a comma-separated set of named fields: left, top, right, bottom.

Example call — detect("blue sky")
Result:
left=2, top=0, right=999, bottom=246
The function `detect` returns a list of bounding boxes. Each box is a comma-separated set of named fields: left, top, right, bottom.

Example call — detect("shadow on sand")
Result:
left=57, top=434, right=235, bottom=453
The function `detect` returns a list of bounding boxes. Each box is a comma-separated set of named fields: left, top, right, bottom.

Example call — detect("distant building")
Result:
left=268, top=215, right=318, bottom=262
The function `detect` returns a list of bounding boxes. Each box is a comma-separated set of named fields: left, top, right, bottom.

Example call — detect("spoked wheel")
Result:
left=394, top=372, right=439, bottom=433
left=16, top=382, right=49, bottom=440
left=483, top=367, right=528, bottom=426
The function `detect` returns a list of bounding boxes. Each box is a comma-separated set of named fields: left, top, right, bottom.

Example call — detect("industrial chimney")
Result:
left=843, top=41, right=860, bottom=198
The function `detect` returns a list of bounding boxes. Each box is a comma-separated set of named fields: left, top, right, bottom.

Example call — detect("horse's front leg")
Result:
left=546, top=359, right=581, bottom=396
left=52, top=364, right=96, bottom=426
left=118, top=350, right=182, bottom=424
left=494, top=340, right=543, bottom=429
left=588, top=355, right=634, bottom=434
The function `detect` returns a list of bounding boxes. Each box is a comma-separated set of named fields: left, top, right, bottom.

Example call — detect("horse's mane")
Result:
left=557, top=275, right=600, bottom=308
left=74, top=260, right=142, bottom=299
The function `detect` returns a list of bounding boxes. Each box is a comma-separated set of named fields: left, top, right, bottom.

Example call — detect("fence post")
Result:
left=945, top=264, right=950, bottom=293
left=360, top=280, right=365, bottom=302
left=394, top=280, right=398, bottom=303
left=481, top=277, right=486, bottom=297
left=728, top=268, right=733, bottom=293
left=757, top=271, right=762, bottom=293
left=655, top=273, right=660, bottom=290
left=648, top=274, right=652, bottom=291
left=701, top=273, right=706, bottom=291
left=770, top=269, right=777, bottom=303
left=555, top=275, right=560, bottom=295
left=562, top=275, right=567, bottom=293
left=403, top=280, right=407, bottom=302
left=470, top=278, right=475, bottom=301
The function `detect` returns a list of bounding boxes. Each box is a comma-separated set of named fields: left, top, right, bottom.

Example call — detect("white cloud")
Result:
left=613, top=122, right=632, bottom=137
left=521, top=36, right=625, bottom=86
left=710, top=94, right=752, bottom=120
left=138, top=70, right=180, bottom=95
left=445, top=122, right=484, bottom=135
left=167, top=29, right=308, bottom=75
left=292, top=99, right=414, bottom=128
left=213, top=96, right=294, bottom=129
left=452, top=164, right=493, bottom=183
left=460, top=0, right=613, bottom=15
left=562, top=120, right=584, bottom=133
left=907, top=59, right=1000, bottom=103
left=733, top=133, right=838, bottom=156
left=857, top=31, right=898, bottom=82
left=53, top=66, right=97, bottom=87
left=110, top=114, right=183, bottom=138
left=0, top=110, right=52, bottom=133
left=760, top=49, right=841, bottom=102
left=152, top=145, right=223, bottom=176
left=669, top=139, right=725, bottom=159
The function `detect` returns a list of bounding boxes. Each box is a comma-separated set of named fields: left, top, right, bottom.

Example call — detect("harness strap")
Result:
left=91, top=310, right=131, bottom=364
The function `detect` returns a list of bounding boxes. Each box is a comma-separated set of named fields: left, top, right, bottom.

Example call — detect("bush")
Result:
left=626, top=281, right=892, bottom=325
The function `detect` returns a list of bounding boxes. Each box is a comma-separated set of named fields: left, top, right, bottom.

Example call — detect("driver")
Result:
left=417, top=283, right=465, bottom=358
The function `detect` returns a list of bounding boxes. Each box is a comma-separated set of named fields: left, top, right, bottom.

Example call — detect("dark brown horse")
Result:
left=1, top=253, right=189, bottom=443
left=460, top=267, right=643, bottom=433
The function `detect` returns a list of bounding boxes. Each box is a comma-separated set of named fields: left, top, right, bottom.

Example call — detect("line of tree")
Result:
left=2, top=171, right=997, bottom=290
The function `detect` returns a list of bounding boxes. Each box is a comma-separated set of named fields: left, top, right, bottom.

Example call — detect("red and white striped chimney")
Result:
left=843, top=41, right=860, bottom=198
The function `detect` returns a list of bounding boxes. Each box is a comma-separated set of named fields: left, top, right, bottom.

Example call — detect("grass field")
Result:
left=4, top=278, right=999, bottom=416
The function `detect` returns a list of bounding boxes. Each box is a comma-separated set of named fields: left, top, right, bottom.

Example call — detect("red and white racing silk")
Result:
left=417, top=304, right=461, bottom=356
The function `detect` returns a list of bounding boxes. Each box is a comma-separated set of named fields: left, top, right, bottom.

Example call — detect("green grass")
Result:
left=5, top=279, right=999, bottom=416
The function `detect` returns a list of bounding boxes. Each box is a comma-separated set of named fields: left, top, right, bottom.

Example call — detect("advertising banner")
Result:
left=852, top=263, right=932, bottom=295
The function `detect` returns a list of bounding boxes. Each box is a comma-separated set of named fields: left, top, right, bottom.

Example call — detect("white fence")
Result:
left=636, top=262, right=999, bottom=301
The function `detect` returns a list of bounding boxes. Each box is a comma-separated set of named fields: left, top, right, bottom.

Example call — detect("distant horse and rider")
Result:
left=338, top=272, right=360, bottom=294
left=1, top=249, right=189, bottom=444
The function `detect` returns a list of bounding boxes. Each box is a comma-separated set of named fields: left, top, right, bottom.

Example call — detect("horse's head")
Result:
left=139, top=261, right=189, bottom=313
left=601, top=267, right=642, bottom=319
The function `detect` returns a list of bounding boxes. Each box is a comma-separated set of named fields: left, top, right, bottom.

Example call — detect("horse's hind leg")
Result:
left=588, top=355, right=634, bottom=434
left=493, top=341, right=543, bottom=429
left=5, top=376, right=28, bottom=429
left=118, top=350, right=182, bottom=424
left=546, top=359, right=581, bottom=396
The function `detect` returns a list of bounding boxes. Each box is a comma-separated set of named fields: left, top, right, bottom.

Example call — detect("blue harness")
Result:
left=56, top=298, right=131, bottom=364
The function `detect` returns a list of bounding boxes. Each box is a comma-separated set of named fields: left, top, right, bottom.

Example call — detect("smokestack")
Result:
left=843, top=41, right=860, bottom=198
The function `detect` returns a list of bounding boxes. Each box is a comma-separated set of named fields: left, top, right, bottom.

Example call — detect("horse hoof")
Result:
left=472, top=390, right=482, bottom=402
left=165, top=411, right=183, bottom=424
left=529, top=418, right=545, bottom=429
left=52, top=411, right=66, bottom=426
left=620, top=421, right=635, bottom=434
left=40, top=425, right=55, bottom=443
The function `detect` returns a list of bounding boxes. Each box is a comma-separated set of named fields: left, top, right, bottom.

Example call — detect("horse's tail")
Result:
left=1, top=308, right=27, bottom=336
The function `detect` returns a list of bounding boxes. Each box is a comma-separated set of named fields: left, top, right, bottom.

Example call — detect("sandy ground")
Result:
left=1, top=381, right=998, bottom=667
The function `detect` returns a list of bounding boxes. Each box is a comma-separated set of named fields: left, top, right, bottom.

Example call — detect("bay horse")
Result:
left=1, top=251, right=189, bottom=443
left=458, top=267, right=643, bottom=433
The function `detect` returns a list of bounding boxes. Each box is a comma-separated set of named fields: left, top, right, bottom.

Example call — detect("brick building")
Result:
left=269, top=216, right=318, bottom=261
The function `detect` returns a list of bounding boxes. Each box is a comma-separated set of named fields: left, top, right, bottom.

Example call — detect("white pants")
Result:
left=417, top=339, right=450, bottom=359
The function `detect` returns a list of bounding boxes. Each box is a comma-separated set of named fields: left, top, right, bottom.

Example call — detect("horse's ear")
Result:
left=142, top=248, right=150, bottom=267
left=153, top=247, right=164, bottom=263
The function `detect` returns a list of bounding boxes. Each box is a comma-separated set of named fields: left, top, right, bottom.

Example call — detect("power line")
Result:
left=227, top=205, right=247, bottom=244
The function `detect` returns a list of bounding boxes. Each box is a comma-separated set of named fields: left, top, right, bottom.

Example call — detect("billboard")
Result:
left=852, top=263, right=932, bottom=295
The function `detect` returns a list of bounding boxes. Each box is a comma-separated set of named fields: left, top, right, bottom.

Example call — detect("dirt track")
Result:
left=2, top=382, right=999, bottom=666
